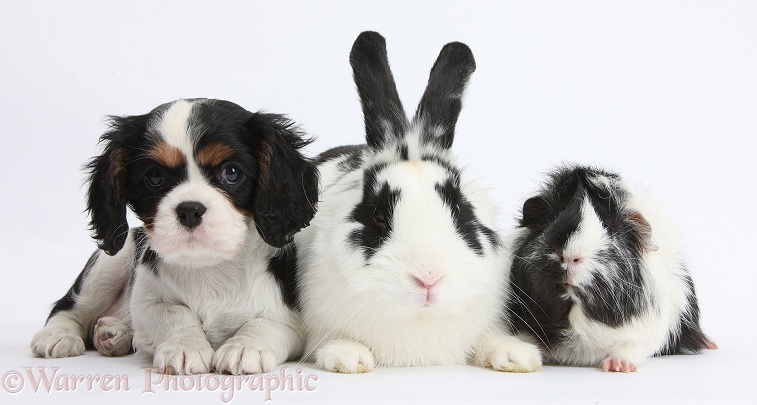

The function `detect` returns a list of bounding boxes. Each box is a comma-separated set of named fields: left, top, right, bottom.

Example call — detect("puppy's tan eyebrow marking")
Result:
left=196, top=142, right=235, bottom=167
left=149, top=143, right=186, bottom=168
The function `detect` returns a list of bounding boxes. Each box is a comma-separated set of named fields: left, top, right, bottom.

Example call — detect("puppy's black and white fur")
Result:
left=31, top=99, right=318, bottom=375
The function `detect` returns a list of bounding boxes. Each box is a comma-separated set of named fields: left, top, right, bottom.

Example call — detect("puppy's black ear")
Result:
left=246, top=113, right=319, bottom=248
left=85, top=115, right=145, bottom=255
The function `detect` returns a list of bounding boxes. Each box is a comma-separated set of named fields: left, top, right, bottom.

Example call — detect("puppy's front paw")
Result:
left=473, top=334, right=542, bottom=373
left=93, top=317, right=132, bottom=357
left=601, top=355, right=638, bottom=373
left=154, top=338, right=214, bottom=374
left=315, top=339, right=374, bottom=374
left=31, top=328, right=85, bottom=358
left=213, top=337, right=279, bottom=375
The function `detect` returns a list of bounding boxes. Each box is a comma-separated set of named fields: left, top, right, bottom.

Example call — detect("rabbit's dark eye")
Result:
left=374, top=207, right=388, bottom=235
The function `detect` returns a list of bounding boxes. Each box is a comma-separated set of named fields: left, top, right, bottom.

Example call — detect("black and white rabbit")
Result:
left=507, top=165, right=717, bottom=372
left=294, top=31, right=542, bottom=373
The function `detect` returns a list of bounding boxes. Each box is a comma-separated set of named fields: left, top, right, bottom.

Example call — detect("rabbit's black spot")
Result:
left=364, top=163, right=389, bottom=190
left=315, top=144, right=365, bottom=171
left=435, top=178, right=497, bottom=256
left=348, top=182, right=399, bottom=260
left=398, top=144, right=409, bottom=160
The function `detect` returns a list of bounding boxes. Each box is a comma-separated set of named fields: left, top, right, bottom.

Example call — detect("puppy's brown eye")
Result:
left=220, top=164, right=243, bottom=185
left=145, top=169, right=164, bottom=187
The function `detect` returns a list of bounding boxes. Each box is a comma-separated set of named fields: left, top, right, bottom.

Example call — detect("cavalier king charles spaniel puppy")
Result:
left=31, top=98, right=318, bottom=374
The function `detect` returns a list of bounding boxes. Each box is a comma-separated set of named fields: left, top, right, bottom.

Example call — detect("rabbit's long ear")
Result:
left=350, top=31, right=408, bottom=149
left=413, top=42, right=476, bottom=150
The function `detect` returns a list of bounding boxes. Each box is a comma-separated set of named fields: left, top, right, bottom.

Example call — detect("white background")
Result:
left=1, top=1, right=755, bottom=404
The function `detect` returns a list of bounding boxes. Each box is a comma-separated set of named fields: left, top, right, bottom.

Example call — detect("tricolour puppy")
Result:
left=31, top=98, right=318, bottom=375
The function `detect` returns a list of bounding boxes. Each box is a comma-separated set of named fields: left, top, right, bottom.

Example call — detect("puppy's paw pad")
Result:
left=154, top=340, right=214, bottom=375
left=93, top=317, right=131, bottom=357
left=474, top=336, right=542, bottom=373
left=213, top=341, right=278, bottom=375
left=315, top=340, right=374, bottom=374
left=31, top=329, right=85, bottom=358
left=601, top=356, right=638, bottom=373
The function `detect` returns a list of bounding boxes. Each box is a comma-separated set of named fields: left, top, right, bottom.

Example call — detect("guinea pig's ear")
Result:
left=413, top=41, right=476, bottom=150
left=626, top=210, right=659, bottom=252
left=85, top=115, right=145, bottom=255
left=521, top=196, right=551, bottom=228
left=350, top=31, right=409, bottom=149
left=246, top=113, right=319, bottom=248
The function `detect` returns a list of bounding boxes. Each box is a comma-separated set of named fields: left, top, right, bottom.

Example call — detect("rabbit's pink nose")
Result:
left=413, top=276, right=441, bottom=289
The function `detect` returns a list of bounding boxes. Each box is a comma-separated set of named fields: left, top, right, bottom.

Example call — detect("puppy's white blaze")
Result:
left=562, top=198, right=609, bottom=286
left=155, top=99, right=196, bottom=158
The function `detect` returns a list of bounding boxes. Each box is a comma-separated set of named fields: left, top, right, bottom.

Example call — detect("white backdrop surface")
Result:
left=1, top=1, right=755, bottom=404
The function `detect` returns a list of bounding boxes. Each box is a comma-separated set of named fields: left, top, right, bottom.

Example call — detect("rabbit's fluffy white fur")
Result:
left=295, top=31, right=542, bottom=373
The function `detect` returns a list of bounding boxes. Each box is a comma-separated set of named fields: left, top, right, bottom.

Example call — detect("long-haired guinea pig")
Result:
left=293, top=31, right=542, bottom=374
left=507, top=165, right=717, bottom=372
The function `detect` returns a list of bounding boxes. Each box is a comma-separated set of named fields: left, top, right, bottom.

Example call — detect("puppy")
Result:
left=30, top=98, right=318, bottom=374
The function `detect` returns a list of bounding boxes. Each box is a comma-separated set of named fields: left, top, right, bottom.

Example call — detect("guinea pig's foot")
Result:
left=315, top=339, right=375, bottom=374
left=601, top=356, right=638, bottom=373
left=93, top=316, right=132, bottom=356
left=473, top=334, right=543, bottom=373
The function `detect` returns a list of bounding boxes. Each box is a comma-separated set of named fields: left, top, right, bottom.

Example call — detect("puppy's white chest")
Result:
left=160, top=261, right=279, bottom=347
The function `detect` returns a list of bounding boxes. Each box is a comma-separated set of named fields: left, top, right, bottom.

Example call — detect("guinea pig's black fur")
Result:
left=507, top=165, right=714, bottom=371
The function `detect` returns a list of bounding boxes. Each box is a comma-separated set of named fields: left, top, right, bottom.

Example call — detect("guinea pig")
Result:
left=507, top=165, right=717, bottom=372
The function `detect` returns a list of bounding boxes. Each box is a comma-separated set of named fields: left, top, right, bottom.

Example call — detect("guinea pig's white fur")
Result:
left=508, top=169, right=714, bottom=372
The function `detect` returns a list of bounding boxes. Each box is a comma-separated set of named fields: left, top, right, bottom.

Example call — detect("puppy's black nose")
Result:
left=176, top=202, right=206, bottom=229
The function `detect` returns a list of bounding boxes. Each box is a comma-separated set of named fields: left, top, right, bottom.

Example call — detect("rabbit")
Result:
left=507, top=165, right=718, bottom=372
left=293, top=31, right=542, bottom=374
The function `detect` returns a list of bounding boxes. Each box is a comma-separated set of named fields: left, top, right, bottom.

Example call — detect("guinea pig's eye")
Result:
left=374, top=207, right=388, bottom=234
left=145, top=168, right=164, bottom=188
left=220, top=164, right=243, bottom=185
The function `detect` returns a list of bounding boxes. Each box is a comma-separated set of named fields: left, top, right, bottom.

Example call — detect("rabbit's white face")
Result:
left=343, top=157, right=503, bottom=316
